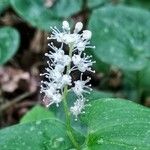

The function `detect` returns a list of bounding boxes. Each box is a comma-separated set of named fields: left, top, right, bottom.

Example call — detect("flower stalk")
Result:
left=40, top=20, right=95, bottom=149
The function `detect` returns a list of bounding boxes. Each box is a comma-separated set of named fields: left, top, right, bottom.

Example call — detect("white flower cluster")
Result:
left=40, top=21, right=95, bottom=120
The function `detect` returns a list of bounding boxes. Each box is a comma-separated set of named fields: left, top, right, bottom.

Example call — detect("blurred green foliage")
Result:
left=89, top=5, right=150, bottom=71
left=0, top=0, right=10, bottom=14
left=0, top=27, right=20, bottom=64
left=10, top=0, right=82, bottom=31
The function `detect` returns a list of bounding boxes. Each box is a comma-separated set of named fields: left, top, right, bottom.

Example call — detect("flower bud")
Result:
left=62, top=21, right=70, bottom=31
left=74, top=22, right=83, bottom=33
left=82, top=30, right=92, bottom=40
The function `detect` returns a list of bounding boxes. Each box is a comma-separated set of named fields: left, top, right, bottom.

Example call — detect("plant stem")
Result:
left=62, top=44, right=80, bottom=149
left=63, top=87, right=80, bottom=149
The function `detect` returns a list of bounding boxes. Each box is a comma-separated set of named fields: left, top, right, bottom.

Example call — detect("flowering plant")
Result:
left=40, top=21, right=95, bottom=120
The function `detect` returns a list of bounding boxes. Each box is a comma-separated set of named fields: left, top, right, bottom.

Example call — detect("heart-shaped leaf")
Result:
left=10, top=0, right=82, bottom=31
left=0, top=119, right=83, bottom=150
left=125, top=0, right=150, bottom=10
left=81, top=98, right=150, bottom=149
left=89, top=6, right=150, bottom=71
left=87, top=0, right=109, bottom=9
left=20, top=105, right=54, bottom=123
left=0, top=27, right=20, bottom=65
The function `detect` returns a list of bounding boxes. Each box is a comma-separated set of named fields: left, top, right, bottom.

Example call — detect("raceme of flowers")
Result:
left=40, top=21, right=95, bottom=120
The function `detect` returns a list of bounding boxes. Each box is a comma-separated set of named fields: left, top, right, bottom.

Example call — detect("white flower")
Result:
left=43, top=92, right=62, bottom=107
left=62, top=21, right=70, bottom=31
left=62, top=74, right=72, bottom=86
left=72, top=76, right=92, bottom=97
left=72, top=54, right=95, bottom=72
left=51, top=93, right=62, bottom=107
left=70, top=97, right=85, bottom=120
left=82, top=30, right=92, bottom=40
left=56, top=74, right=72, bottom=89
left=45, top=43, right=71, bottom=66
left=41, top=82, right=62, bottom=107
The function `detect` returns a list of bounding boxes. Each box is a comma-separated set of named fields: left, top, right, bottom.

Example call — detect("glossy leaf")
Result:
left=20, top=105, right=54, bottom=123
left=0, top=27, right=20, bottom=65
left=10, top=0, right=82, bottom=31
left=81, top=98, right=150, bottom=149
left=87, top=0, right=109, bottom=9
left=89, top=6, right=150, bottom=71
left=125, top=0, right=150, bottom=10
left=0, top=119, right=83, bottom=150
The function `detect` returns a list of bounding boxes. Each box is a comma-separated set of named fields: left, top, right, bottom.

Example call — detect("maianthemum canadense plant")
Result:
left=0, top=20, right=150, bottom=150
left=40, top=21, right=95, bottom=120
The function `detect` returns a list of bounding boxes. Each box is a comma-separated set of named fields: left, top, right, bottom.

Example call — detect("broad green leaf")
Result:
left=81, top=98, right=150, bottom=149
left=125, top=0, right=150, bottom=10
left=0, top=0, right=9, bottom=13
left=10, top=0, right=82, bottom=31
left=49, top=89, right=115, bottom=136
left=0, top=27, right=20, bottom=65
left=87, top=0, right=109, bottom=9
left=20, top=105, right=54, bottom=123
left=0, top=119, right=83, bottom=150
left=86, top=48, right=110, bottom=72
left=89, top=6, right=150, bottom=71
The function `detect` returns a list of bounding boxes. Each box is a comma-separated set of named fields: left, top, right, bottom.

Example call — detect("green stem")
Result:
left=62, top=44, right=80, bottom=149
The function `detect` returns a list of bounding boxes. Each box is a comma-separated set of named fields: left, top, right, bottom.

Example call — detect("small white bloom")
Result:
left=62, top=21, right=70, bottom=31
left=43, top=92, right=62, bottom=107
left=72, top=54, right=95, bottom=72
left=72, top=54, right=81, bottom=66
left=70, top=97, right=85, bottom=120
left=55, top=64, right=65, bottom=73
left=72, top=76, right=92, bottom=96
left=82, top=30, right=92, bottom=40
left=47, top=43, right=71, bottom=66
left=74, top=22, right=83, bottom=33
left=62, top=74, right=72, bottom=86
left=50, top=68, right=62, bottom=81
left=76, top=41, right=86, bottom=51
left=52, top=93, right=62, bottom=107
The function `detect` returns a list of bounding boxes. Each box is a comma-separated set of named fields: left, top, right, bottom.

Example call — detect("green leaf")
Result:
left=20, top=105, right=54, bottom=123
left=10, top=0, right=82, bottom=31
left=125, top=0, right=150, bottom=10
left=89, top=5, right=150, bottom=71
left=86, top=48, right=110, bottom=72
left=0, top=0, right=10, bottom=13
left=0, top=27, right=20, bottom=65
left=0, top=119, right=83, bottom=150
left=81, top=98, right=150, bottom=149
left=87, top=0, right=109, bottom=9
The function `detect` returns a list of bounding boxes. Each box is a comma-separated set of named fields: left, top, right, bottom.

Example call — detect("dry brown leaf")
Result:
left=0, top=67, right=37, bottom=93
